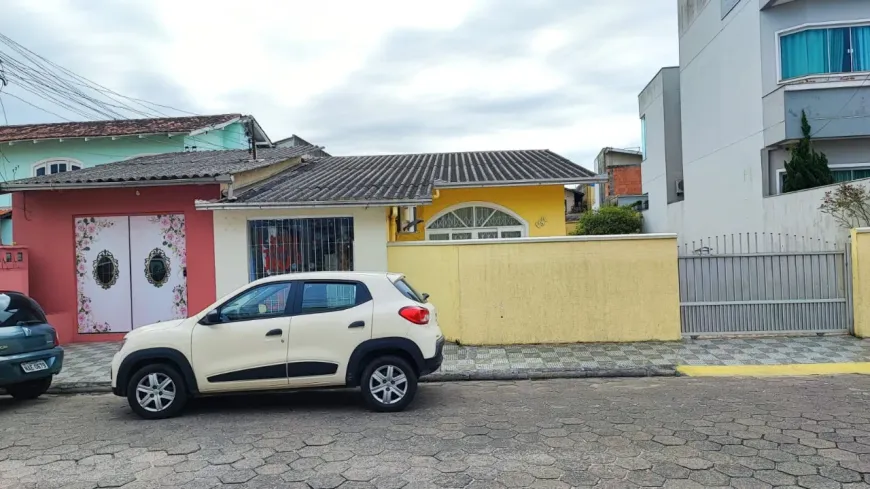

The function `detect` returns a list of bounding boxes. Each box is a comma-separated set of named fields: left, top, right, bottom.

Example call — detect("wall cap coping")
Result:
left=853, top=227, right=870, bottom=234
left=387, top=233, right=677, bottom=247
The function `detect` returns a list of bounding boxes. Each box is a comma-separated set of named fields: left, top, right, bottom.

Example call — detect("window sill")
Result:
left=778, top=72, right=870, bottom=88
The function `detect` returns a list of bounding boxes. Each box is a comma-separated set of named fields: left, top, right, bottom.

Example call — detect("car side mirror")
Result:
left=421, top=293, right=430, bottom=302
left=201, top=309, right=221, bottom=325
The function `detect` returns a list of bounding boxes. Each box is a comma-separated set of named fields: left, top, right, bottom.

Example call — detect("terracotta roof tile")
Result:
left=0, top=114, right=242, bottom=143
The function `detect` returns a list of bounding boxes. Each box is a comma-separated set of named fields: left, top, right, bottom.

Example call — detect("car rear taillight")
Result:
left=52, top=331, right=59, bottom=347
left=399, top=306, right=430, bottom=325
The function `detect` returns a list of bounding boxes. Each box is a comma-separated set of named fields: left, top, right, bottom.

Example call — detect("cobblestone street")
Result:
left=2, top=376, right=870, bottom=489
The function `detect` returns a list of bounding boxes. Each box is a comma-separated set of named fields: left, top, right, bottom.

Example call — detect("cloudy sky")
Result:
left=0, top=0, right=677, bottom=169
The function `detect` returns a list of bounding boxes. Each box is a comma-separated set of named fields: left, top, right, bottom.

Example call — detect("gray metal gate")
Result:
left=679, top=234, right=852, bottom=336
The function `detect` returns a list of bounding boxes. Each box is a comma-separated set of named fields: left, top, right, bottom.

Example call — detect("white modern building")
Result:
left=641, top=0, right=870, bottom=249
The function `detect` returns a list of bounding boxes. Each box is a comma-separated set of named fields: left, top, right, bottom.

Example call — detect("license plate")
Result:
left=21, top=360, right=48, bottom=373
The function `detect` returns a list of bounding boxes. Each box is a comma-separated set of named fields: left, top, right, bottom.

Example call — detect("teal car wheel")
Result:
left=6, top=377, right=52, bottom=400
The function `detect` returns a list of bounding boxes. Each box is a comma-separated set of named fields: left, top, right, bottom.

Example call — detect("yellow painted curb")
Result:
left=677, top=363, right=870, bottom=377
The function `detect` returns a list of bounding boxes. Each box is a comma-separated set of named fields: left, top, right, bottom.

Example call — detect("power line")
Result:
left=683, top=110, right=870, bottom=169
left=0, top=33, right=195, bottom=118
left=0, top=33, right=256, bottom=153
left=810, top=76, right=870, bottom=137
left=0, top=90, right=73, bottom=122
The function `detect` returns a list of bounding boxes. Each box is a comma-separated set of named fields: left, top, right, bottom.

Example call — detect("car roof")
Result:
left=251, top=271, right=400, bottom=285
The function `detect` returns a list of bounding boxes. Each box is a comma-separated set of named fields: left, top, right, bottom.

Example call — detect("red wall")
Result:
left=606, top=166, right=643, bottom=197
left=12, top=185, right=219, bottom=344
left=0, top=246, right=30, bottom=296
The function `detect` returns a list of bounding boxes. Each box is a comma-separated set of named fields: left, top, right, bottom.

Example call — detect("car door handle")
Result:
left=265, top=329, right=283, bottom=337
left=348, top=321, right=365, bottom=329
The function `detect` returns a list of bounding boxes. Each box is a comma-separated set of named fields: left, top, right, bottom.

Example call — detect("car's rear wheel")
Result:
left=126, top=364, right=188, bottom=420
left=6, top=377, right=52, bottom=400
left=361, top=356, right=418, bottom=412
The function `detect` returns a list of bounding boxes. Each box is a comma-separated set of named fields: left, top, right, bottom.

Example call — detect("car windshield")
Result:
left=0, top=292, right=47, bottom=327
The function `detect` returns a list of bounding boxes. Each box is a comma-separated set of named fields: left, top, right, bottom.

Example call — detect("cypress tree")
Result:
left=782, top=110, right=833, bottom=192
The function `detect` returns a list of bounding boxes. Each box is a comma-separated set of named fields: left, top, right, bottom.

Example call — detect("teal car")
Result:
left=0, top=291, right=63, bottom=400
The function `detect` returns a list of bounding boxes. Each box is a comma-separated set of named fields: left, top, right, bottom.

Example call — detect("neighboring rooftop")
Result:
left=0, top=145, right=322, bottom=191
left=273, top=134, right=332, bottom=157
left=203, top=149, right=601, bottom=208
left=0, top=114, right=267, bottom=144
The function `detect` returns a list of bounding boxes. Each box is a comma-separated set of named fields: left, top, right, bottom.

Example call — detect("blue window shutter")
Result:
left=853, top=26, right=870, bottom=72
left=781, top=30, right=829, bottom=79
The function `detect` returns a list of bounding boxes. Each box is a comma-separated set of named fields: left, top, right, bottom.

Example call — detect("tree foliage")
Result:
left=819, top=183, right=870, bottom=229
left=782, top=110, right=833, bottom=192
left=573, top=205, right=642, bottom=235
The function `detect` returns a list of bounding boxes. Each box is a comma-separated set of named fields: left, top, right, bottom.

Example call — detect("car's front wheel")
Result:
left=361, top=356, right=418, bottom=412
left=126, top=364, right=188, bottom=420
left=6, top=377, right=52, bottom=400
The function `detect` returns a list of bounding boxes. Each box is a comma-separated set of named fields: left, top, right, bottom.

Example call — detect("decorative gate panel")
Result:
left=74, top=216, right=133, bottom=333
left=130, top=215, right=188, bottom=328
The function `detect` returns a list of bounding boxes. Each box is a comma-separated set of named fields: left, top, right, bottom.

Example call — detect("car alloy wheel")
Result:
left=135, top=372, right=176, bottom=413
left=368, top=364, right=408, bottom=405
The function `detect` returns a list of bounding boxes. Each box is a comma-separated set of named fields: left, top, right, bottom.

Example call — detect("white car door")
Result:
left=191, top=281, right=293, bottom=393
left=285, top=280, right=373, bottom=387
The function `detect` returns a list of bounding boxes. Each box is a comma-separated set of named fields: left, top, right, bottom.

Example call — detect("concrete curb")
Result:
left=424, top=365, right=678, bottom=382
left=48, top=382, right=113, bottom=394
left=47, top=365, right=678, bottom=394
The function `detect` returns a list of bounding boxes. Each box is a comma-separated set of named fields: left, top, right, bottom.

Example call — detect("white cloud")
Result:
left=0, top=0, right=678, bottom=169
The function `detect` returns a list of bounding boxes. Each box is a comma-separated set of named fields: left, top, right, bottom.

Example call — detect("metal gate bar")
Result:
left=679, top=250, right=851, bottom=336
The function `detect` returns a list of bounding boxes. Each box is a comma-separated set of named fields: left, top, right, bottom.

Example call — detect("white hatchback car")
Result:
left=111, top=272, right=444, bottom=419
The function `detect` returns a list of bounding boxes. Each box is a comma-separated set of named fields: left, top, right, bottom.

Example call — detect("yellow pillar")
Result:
left=852, top=228, right=870, bottom=338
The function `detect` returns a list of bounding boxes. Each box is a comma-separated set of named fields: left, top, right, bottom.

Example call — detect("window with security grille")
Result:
left=248, top=217, right=354, bottom=281
left=425, top=204, right=526, bottom=240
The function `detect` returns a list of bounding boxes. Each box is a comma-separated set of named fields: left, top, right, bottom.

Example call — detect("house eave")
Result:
left=3, top=132, right=190, bottom=146
left=434, top=176, right=607, bottom=189
left=0, top=175, right=232, bottom=193
left=195, top=198, right=432, bottom=211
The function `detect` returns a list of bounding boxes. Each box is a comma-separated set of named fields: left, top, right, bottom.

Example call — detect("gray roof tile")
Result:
left=2, top=146, right=321, bottom=188
left=232, top=149, right=597, bottom=205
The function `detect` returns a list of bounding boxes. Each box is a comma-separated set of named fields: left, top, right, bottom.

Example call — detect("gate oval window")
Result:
left=425, top=204, right=527, bottom=241
left=145, top=248, right=170, bottom=287
left=93, top=250, right=119, bottom=290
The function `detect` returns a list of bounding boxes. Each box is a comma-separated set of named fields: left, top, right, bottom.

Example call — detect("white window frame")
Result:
left=31, top=158, right=83, bottom=177
left=776, top=19, right=870, bottom=84
left=776, top=162, right=870, bottom=194
left=424, top=202, right=529, bottom=241
left=640, top=116, right=647, bottom=161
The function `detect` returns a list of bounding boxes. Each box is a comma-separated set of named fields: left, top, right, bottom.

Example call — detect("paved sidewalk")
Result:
left=48, top=335, right=870, bottom=393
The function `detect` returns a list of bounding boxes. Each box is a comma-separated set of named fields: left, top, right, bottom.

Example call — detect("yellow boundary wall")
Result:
left=852, top=228, right=870, bottom=338
left=387, top=234, right=681, bottom=345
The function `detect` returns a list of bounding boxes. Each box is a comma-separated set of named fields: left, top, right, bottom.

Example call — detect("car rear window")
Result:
left=0, top=292, right=47, bottom=327
left=394, top=279, right=425, bottom=303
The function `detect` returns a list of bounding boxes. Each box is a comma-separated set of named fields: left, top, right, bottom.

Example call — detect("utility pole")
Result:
left=248, top=117, right=257, bottom=159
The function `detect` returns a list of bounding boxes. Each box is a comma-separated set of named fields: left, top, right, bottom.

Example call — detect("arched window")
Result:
left=32, top=158, right=82, bottom=177
left=425, top=203, right=527, bottom=241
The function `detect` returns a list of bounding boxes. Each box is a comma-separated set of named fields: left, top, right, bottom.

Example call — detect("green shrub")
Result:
left=574, top=205, right=642, bottom=235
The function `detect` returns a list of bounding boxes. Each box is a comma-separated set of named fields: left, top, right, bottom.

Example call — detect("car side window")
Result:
left=220, top=282, right=292, bottom=322
left=300, top=282, right=363, bottom=314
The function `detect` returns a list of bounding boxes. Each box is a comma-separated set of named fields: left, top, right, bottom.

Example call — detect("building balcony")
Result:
left=764, top=79, right=870, bottom=146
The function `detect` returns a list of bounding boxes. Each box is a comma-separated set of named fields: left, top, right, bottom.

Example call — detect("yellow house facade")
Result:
left=389, top=185, right=568, bottom=242
left=200, top=149, right=653, bottom=345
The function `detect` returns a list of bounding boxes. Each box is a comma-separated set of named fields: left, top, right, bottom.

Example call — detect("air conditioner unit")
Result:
left=675, top=179, right=684, bottom=196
